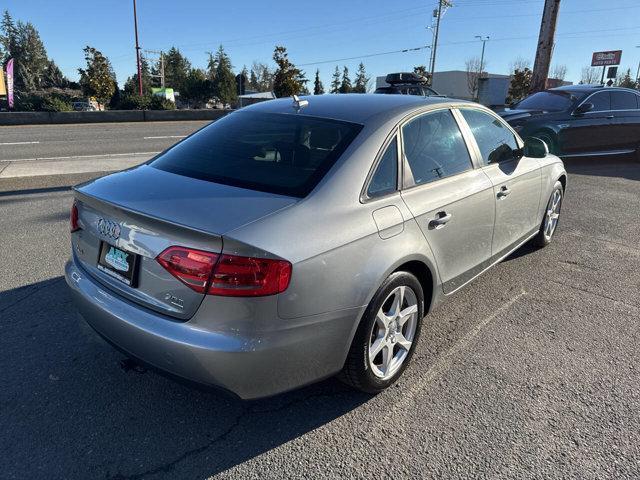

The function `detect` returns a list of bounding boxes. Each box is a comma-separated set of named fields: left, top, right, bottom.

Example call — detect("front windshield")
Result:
left=515, top=91, right=578, bottom=112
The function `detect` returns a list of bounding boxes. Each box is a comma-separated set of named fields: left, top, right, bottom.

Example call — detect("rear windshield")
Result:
left=515, top=91, right=578, bottom=112
left=150, top=111, right=363, bottom=197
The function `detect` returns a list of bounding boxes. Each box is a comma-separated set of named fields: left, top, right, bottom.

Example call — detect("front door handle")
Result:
left=606, top=115, right=614, bottom=119
left=429, top=211, right=452, bottom=229
left=497, top=186, right=511, bottom=199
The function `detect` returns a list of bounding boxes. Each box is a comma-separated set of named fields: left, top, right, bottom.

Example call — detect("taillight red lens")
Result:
left=70, top=202, right=80, bottom=232
left=208, top=254, right=292, bottom=297
left=157, top=246, right=219, bottom=294
left=156, top=247, right=292, bottom=297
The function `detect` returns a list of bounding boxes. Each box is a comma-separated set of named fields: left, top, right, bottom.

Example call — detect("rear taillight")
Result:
left=208, top=254, right=292, bottom=297
left=157, top=246, right=219, bottom=294
left=156, top=247, right=292, bottom=297
left=70, top=201, right=80, bottom=232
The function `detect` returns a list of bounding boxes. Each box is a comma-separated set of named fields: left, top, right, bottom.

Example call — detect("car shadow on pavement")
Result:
left=563, top=157, right=640, bottom=181
left=1, top=277, right=371, bottom=479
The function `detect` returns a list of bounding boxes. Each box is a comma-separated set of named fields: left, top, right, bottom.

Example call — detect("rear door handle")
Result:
left=497, top=186, right=511, bottom=199
left=429, top=211, right=452, bottom=229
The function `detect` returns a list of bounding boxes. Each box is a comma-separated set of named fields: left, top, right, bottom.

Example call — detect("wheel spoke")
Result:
left=396, top=333, right=412, bottom=352
left=381, top=344, right=393, bottom=373
left=376, top=310, right=390, bottom=328
left=398, top=304, right=418, bottom=326
left=370, top=336, right=385, bottom=358
left=390, top=286, right=405, bottom=317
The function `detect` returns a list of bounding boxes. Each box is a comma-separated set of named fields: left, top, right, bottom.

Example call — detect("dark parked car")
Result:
left=374, top=72, right=441, bottom=97
left=499, top=85, right=640, bottom=159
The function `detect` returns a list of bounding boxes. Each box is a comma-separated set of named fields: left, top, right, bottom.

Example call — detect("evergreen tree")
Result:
left=313, top=69, right=324, bottom=95
left=249, top=61, right=274, bottom=91
left=78, top=46, right=116, bottom=106
left=206, top=51, right=218, bottom=81
left=353, top=62, right=369, bottom=93
left=506, top=68, right=532, bottom=104
left=161, top=47, right=191, bottom=93
left=42, top=60, right=69, bottom=88
left=212, top=45, right=236, bottom=106
left=124, top=54, right=152, bottom=95
left=616, top=68, right=637, bottom=89
left=272, top=45, right=304, bottom=97
left=339, top=66, right=352, bottom=93
left=330, top=66, right=341, bottom=94
left=0, top=10, right=18, bottom=64
left=413, top=65, right=428, bottom=78
left=183, top=68, right=212, bottom=107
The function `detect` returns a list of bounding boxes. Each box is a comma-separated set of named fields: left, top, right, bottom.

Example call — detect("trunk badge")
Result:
left=97, top=218, right=121, bottom=240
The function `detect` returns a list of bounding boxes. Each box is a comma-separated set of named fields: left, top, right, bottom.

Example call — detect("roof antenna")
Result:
left=292, top=95, right=309, bottom=112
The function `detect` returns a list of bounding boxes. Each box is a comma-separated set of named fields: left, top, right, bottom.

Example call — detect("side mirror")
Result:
left=523, top=137, right=549, bottom=158
left=574, top=102, right=593, bottom=115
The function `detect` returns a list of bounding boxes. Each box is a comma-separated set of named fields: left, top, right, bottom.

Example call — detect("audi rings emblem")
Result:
left=97, top=218, right=121, bottom=240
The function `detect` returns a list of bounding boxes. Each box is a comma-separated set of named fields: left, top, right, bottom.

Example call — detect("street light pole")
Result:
left=133, top=0, right=143, bottom=96
left=475, top=35, right=489, bottom=76
left=635, top=46, right=640, bottom=86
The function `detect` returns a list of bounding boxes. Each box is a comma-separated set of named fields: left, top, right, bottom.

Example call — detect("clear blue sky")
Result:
left=4, top=0, right=640, bottom=89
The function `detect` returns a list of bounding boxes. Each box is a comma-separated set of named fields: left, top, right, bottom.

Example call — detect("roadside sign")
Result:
left=591, top=50, right=622, bottom=67
left=606, top=66, right=618, bottom=79
left=0, top=68, right=6, bottom=96
left=6, top=58, right=14, bottom=109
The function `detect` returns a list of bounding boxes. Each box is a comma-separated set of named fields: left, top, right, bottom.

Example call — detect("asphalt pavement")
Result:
left=0, top=121, right=209, bottom=178
left=0, top=160, right=639, bottom=479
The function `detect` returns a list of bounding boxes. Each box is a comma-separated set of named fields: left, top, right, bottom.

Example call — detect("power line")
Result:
left=297, top=46, right=431, bottom=67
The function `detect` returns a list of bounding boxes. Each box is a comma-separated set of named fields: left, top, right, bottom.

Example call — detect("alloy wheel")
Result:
left=544, top=188, right=562, bottom=240
left=368, top=285, right=418, bottom=380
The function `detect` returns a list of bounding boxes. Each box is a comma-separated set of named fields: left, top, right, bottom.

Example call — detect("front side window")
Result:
left=460, top=109, right=519, bottom=165
left=588, top=92, right=611, bottom=112
left=611, top=91, right=639, bottom=110
left=367, top=138, right=398, bottom=198
left=401, top=109, right=472, bottom=186
left=516, top=91, right=576, bottom=111
left=150, top=111, right=363, bottom=197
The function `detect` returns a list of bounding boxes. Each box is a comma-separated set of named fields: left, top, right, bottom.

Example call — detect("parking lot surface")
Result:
left=0, top=160, right=639, bottom=479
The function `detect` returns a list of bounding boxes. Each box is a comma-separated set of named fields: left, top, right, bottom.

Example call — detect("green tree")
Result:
left=272, top=45, right=304, bottom=97
left=183, top=68, right=212, bottom=107
left=413, top=65, right=428, bottom=78
left=211, top=45, right=236, bottom=106
left=161, top=47, right=191, bottom=93
left=353, top=62, right=369, bottom=93
left=249, top=61, right=274, bottom=91
left=0, top=10, right=18, bottom=64
left=78, top=46, right=116, bottom=106
left=313, top=69, right=324, bottom=95
left=330, top=66, right=341, bottom=93
left=42, top=60, right=69, bottom=88
left=507, top=68, right=532, bottom=104
left=616, top=68, right=638, bottom=89
left=123, top=54, right=152, bottom=95
left=339, top=66, right=352, bottom=93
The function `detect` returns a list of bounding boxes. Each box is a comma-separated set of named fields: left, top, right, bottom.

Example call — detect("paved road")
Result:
left=0, top=121, right=209, bottom=179
left=0, top=121, right=209, bottom=161
left=1, top=161, right=639, bottom=479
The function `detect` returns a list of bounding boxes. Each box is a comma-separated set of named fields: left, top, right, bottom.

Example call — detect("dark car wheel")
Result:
left=340, top=271, right=424, bottom=394
left=533, top=180, right=563, bottom=247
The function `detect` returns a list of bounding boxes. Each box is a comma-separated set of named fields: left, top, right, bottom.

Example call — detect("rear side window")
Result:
left=402, top=109, right=472, bottom=186
left=611, top=91, right=639, bottom=110
left=460, top=109, right=519, bottom=165
left=367, top=138, right=398, bottom=198
left=589, top=92, right=611, bottom=111
left=150, top=111, right=362, bottom=197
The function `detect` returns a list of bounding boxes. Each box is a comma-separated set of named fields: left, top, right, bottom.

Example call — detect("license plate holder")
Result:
left=97, top=242, right=139, bottom=287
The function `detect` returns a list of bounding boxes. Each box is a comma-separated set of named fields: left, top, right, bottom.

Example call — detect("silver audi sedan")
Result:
left=65, top=94, right=566, bottom=399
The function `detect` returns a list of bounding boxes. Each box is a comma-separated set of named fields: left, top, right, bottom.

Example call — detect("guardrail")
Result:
left=0, top=109, right=231, bottom=126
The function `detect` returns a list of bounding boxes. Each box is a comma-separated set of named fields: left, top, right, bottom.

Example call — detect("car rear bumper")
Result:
left=65, top=259, right=362, bottom=399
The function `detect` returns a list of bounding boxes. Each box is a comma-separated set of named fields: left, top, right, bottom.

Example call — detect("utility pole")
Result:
left=530, top=0, right=561, bottom=93
left=429, top=1, right=452, bottom=85
left=132, top=0, right=143, bottom=96
left=145, top=49, right=165, bottom=88
left=635, top=45, right=640, bottom=85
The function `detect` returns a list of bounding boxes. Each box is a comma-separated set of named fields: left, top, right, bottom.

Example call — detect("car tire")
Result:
left=340, top=271, right=424, bottom=394
left=532, top=180, right=563, bottom=248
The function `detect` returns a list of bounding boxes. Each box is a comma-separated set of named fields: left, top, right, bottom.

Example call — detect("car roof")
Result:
left=550, top=84, right=640, bottom=95
left=241, top=93, right=463, bottom=125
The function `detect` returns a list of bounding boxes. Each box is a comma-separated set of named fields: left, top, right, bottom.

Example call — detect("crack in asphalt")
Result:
left=105, top=391, right=350, bottom=480
left=548, top=278, right=639, bottom=311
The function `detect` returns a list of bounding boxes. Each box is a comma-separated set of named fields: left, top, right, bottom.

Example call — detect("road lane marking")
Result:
left=143, top=135, right=187, bottom=139
left=0, top=141, right=40, bottom=145
left=1, top=151, right=160, bottom=163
